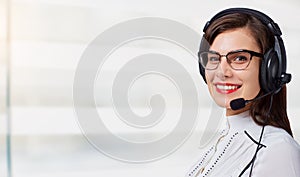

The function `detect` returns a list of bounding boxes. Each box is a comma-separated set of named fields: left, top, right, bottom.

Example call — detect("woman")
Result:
left=187, top=8, right=300, bottom=177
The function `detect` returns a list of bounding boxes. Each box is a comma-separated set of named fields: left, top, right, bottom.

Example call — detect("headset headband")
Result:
left=203, top=8, right=282, bottom=36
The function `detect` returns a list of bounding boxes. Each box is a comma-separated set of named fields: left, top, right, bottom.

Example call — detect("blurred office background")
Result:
left=0, top=0, right=299, bottom=176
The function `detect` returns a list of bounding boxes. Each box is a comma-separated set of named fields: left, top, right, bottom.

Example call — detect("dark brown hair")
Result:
left=204, top=13, right=293, bottom=136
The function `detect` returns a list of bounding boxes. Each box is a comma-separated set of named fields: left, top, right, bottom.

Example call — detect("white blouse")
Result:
left=187, top=111, right=300, bottom=177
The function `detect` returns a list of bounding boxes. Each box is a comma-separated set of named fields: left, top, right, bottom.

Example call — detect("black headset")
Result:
left=199, top=7, right=291, bottom=94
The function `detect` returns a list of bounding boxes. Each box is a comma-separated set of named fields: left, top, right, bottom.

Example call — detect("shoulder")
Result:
left=253, top=126, right=300, bottom=176
left=262, top=125, right=300, bottom=154
left=259, top=126, right=300, bottom=167
left=263, top=125, right=300, bottom=150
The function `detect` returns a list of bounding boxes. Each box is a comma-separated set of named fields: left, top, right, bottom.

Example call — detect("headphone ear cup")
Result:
left=260, top=49, right=280, bottom=93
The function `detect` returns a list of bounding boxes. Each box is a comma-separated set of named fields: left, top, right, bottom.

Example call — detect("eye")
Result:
left=229, top=52, right=250, bottom=64
left=233, top=55, right=248, bottom=63
left=207, top=54, right=220, bottom=64
left=200, top=52, right=220, bottom=69
left=209, top=56, right=219, bottom=62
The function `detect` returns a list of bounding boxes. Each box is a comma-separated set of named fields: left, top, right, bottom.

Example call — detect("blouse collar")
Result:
left=226, top=111, right=253, bottom=132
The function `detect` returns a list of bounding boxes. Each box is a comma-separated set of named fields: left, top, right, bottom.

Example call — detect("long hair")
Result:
left=203, top=13, right=293, bottom=136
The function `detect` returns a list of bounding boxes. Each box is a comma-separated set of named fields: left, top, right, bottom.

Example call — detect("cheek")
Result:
left=205, top=71, right=215, bottom=92
left=241, top=67, right=261, bottom=98
left=205, top=70, right=215, bottom=82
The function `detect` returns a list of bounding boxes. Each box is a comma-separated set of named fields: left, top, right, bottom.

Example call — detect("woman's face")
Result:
left=205, top=28, right=261, bottom=115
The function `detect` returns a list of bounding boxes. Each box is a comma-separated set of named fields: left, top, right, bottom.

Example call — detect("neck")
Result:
left=226, top=102, right=252, bottom=116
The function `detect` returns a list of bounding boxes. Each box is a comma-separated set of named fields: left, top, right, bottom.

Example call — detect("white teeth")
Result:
left=216, top=85, right=239, bottom=90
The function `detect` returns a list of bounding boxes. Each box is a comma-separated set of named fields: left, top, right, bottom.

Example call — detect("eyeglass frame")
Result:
left=198, top=49, right=264, bottom=70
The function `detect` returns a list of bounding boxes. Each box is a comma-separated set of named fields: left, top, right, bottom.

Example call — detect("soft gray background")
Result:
left=0, top=0, right=299, bottom=177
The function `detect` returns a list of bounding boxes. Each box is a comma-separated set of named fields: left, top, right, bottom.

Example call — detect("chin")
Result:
left=213, top=98, right=230, bottom=108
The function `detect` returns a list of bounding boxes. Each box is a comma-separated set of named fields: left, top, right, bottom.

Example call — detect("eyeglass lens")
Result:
left=200, top=51, right=252, bottom=70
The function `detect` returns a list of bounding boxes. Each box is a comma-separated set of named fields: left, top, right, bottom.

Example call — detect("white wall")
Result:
left=0, top=0, right=299, bottom=177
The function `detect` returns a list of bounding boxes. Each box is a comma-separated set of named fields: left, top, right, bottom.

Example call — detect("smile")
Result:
left=215, top=83, right=241, bottom=94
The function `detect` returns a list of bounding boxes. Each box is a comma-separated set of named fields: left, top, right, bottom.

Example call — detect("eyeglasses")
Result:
left=198, top=49, right=263, bottom=70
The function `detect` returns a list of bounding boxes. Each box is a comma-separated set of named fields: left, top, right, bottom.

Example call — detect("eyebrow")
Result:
left=208, top=49, right=261, bottom=55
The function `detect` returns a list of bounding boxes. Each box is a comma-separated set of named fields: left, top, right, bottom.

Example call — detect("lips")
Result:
left=215, top=83, right=241, bottom=94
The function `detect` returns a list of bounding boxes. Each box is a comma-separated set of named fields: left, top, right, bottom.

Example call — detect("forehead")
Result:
left=210, top=28, right=260, bottom=53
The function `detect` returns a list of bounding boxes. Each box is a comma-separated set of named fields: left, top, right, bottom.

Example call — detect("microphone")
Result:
left=230, top=73, right=291, bottom=111
left=230, top=91, right=275, bottom=110
left=230, top=98, right=248, bottom=110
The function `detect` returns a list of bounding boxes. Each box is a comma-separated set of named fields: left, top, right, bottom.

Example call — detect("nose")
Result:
left=215, top=56, right=233, bottom=79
